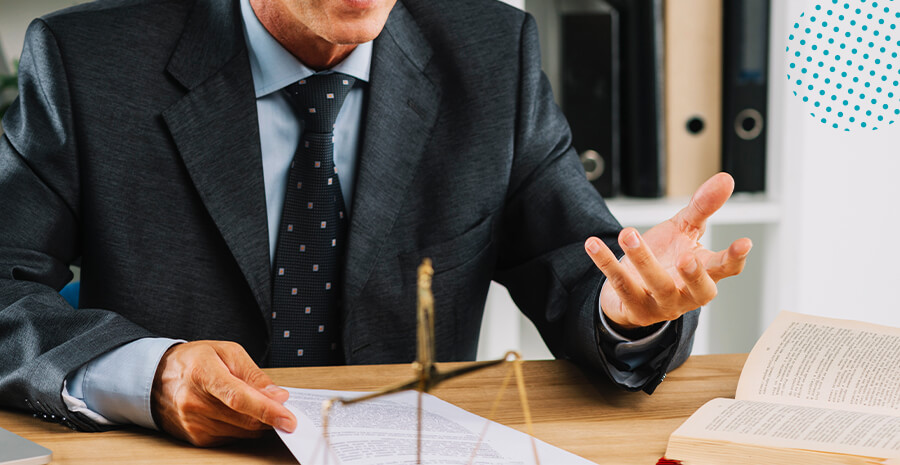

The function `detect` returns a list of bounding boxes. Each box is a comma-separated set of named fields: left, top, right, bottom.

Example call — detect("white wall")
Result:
left=770, top=0, right=900, bottom=330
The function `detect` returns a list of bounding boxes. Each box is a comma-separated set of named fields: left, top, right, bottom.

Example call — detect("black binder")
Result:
left=722, top=0, right=770, bottom=192
left=559, top=2, right=621, bottom=198
left=606, top=0, right=666, bottom=197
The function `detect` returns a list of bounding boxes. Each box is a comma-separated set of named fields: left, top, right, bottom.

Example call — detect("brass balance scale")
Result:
left=316, top=259, right=540, bottom=465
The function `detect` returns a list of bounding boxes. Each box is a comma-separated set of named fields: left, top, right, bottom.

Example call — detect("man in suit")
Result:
left=0, top=0, right=750, bottom=446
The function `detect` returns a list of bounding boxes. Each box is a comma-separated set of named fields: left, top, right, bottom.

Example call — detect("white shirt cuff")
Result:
left=597, top=306, right=671, bottom=345
left=62, top=337, right=184, bottom=430
left=597, top=278, right=672, bottom=373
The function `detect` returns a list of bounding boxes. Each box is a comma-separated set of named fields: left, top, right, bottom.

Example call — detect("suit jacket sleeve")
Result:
left=0, top=19, right=155, bottom=431
left=493, top=13, right=698, bottom=394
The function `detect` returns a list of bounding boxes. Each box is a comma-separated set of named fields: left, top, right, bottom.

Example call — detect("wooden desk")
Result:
left=0, top=354, right=746, bottom=464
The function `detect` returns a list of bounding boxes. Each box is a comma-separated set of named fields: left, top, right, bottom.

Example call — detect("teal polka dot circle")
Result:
left=787, top=0, right=899, bottom=130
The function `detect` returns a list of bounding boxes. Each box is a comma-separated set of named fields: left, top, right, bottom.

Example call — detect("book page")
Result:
left=736, top=311, right=900, bottom=415
left=275, top=387, right=597, bottom=465
left=669, top=398, right=900, bottom=459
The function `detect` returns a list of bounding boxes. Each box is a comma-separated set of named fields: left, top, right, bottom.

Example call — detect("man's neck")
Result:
left=249, top=0, right=356, bottom=71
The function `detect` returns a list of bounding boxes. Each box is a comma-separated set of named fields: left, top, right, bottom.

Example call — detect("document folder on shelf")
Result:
left=664, top=0, right=722, bottom=197
left=607, top=0, right=666, bottom=198
left=559, top=0, right=621, bottom=198
left=721, top=0, right=770, bottom=193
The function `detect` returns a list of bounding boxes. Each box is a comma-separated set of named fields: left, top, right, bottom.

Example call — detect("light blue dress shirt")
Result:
left=61, top=0, right=668, bottom=428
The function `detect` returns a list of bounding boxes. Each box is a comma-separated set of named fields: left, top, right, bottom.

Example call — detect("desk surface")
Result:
left=0, top=354, right=747, bottom=465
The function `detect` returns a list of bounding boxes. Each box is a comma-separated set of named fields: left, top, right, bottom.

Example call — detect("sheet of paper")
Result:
left=275, top=387, right=597, bottom=465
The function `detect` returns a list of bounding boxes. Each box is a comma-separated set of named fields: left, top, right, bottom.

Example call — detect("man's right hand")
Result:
left=151, top=340, right=297, bottom=447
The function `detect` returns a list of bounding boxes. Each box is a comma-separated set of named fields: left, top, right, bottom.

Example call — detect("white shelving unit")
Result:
left=607, top=194, right=781, bottom=226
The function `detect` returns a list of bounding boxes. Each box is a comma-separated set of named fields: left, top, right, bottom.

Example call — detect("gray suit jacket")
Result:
left=0, top=0, right=698, bottom=431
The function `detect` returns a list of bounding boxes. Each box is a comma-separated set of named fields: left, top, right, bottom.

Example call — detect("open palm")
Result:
left=586, top=173, right=753, bottom=330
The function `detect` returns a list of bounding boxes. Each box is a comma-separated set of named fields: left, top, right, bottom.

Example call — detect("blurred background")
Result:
left=2, top=0, right=898, bottom=360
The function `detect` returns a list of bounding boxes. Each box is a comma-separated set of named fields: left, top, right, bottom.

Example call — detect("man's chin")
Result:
left=326, top=0, right=395, bottom=43
left=326, top=23, right=386, bottom=45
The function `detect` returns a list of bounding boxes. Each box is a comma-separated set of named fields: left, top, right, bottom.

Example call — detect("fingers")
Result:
left=584, top=236, right=645, bottom=306
left=203, top=372, right=295, bottom=432
left=151, top=341, right=297, bottom=447
left=674, top=172, right=735, bottom=233
left=676, top=253, right=717, bottom=306
left=586, top=229, right=738, bottom=328
left=199, top=390, right=269, bottom=432
left=616, top=228, right=678, bottom=300
left=585, top=183, right=752, bottom=331
left=704, top=237, right=753, bottom=281
left=200, top=356, right=296, bottom=433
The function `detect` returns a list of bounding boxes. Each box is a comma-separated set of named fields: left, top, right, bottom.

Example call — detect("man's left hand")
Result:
left=584, top=172, right=753, bottom=331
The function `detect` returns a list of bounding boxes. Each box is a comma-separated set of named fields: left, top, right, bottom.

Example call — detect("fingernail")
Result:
left=586, top=238, right=600, bottom=254
left=275, top=417, right=294, bottom=432
left=623, top=231, right=640, bottom=249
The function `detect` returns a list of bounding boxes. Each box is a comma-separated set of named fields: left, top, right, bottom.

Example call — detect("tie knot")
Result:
left=283, top=73, right=356, bottom=133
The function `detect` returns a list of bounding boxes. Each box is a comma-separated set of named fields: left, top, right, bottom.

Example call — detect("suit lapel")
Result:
left=161, top=0, right=272, bottom=320
left=157, top=0, right=439, bottom=325
left=342, top=2, right=441, bottom=308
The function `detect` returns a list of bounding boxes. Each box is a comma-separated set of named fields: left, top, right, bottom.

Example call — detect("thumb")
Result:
left=674, top=172, right=734, bottom=232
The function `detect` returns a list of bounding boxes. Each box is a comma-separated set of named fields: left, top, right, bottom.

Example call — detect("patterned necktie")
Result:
left=270, top=73, right=355, bottom=367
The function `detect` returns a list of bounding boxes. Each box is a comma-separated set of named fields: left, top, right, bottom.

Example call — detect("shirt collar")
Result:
left=239, top=0, right=372, bottom=98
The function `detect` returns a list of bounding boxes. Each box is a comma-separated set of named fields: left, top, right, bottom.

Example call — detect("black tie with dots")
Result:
left=270, top=73, right=355, bottom=367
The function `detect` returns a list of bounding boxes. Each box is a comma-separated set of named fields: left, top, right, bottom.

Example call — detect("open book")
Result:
left=665, top=311, right=900, bottom=465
